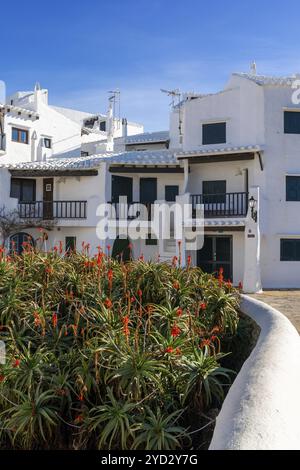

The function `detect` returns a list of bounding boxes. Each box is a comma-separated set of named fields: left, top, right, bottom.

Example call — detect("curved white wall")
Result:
left=209, top=295, right=300, bottom=450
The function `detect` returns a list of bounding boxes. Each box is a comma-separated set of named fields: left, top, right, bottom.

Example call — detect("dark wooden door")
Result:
left=197, top=235, right=232, bottom=281
left=112, top=237, right=131, bottom=262
left=165, top=185, right=179, bottom=202
left=43, top=178, right=54, bottom=219
left=111, top=175, right=133, bottom=203
left=140, top=178, right=157, bottom=220
left=140, top=178, right=157, bottom=203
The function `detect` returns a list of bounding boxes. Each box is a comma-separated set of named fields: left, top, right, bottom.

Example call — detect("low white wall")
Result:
left=209, top=295, right=300, bottom=450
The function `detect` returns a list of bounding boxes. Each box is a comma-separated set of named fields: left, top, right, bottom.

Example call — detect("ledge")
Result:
left=209, top=294, right=300, bottom=450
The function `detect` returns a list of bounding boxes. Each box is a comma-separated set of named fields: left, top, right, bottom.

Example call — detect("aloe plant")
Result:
left=0, top=247, right=240, bottom=449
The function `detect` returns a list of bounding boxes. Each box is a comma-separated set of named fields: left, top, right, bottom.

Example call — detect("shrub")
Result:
left=0, top=246, right=240, bottom=449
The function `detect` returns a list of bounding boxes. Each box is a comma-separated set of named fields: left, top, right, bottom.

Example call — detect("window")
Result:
left=10, top=178, right=36, bottom=202
left=286, top=176, right=300, bottom=201
left=81, top=151, right=89, bottom=157
left=280, top=239, right=300, bottom=261
left=100, top=121, right=106, bottom=131
left=203, top=180, right=226, bottom=203
left=284, top=111, right=300, bottom=134
left=145, top=233, right=158, bottom=246
left=165, top=185, right=179, bottom=202
left=65, top=236, right=76, bottom=253
left=44, top=138, right=52, bottom=149
left=202, top=122, right=226, bottom=145
left=12, top=127, right=29, bottom=144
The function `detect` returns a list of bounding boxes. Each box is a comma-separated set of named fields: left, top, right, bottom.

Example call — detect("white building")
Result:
left=0, top=84, right=143, bottom=163
left=1, top=70, right=300, bottom=291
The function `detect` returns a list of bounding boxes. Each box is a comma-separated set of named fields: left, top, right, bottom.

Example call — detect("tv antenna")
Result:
left=160, top=88, right=181, bottom=107
left=108, top=89, right=121, bottom=129
left=161, top=88, right=183, bottom=142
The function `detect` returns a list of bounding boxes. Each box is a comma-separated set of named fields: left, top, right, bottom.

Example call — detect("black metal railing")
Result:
left=18, top=201, right=87, bottom=219
left=190, top=192, right=248, bottom=217
left=108, top=201, right=153, bottom=220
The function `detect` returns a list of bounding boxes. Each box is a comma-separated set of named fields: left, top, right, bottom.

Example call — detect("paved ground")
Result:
left=249, top=291, right=300, bottom=334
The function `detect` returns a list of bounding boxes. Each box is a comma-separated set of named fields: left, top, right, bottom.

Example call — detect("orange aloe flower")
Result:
left=171, top=323, right=181, bottom=337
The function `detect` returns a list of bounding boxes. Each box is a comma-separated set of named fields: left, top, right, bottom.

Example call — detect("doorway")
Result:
left=112, top=237, right=131, bottom=262
left=197, top=235, right=232, bottom=280
left=111, top=175, right=133, bottom=203
left=43, top=178, right=54, bottom=219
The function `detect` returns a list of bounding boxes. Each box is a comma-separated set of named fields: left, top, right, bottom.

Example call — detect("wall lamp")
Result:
left=248, top=196, right=257, bottom=223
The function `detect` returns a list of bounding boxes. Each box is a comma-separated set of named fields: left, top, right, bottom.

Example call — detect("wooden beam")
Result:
left=9, top=169, right=98, bottom=177
left=109, top=166, right=184, bottom=173
left=178, top=153, right=255, bottom=164
left=204, top=225, right=245, bottom=232
left=258, top=152, right=264, bottom=171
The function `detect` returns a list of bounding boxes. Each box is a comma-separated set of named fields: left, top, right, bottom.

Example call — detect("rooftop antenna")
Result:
left=160, top=88, right=181, bottom=107
left=250, top=61, right=257, bottom=75
left=108, top=89, right=121, bottom=130
left=161, top=88, right=183, bottom=143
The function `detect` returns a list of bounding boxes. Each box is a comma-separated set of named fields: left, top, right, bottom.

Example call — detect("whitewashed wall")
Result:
left=210, top=295, right=300, bottom=450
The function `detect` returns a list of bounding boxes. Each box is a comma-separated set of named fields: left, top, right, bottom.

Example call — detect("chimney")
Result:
left=122, top=118, right=128, bottom=138
left=250, top=61, right=257, bottom=75
left=106, top=97, right=114, bottom=151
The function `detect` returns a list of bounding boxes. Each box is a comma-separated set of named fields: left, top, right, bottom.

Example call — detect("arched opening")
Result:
left=10, top=232, right=34, bottom=255
left=112, top=237, right=131, bottom=262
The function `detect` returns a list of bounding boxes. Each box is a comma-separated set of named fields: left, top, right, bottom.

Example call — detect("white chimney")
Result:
left=250, top=61, right=257, bottom=75
left=106, top=97, right=114, bottom=151
left=122, top=118, right=128, bottom=138
left=34, top=82, right=48, bottom=112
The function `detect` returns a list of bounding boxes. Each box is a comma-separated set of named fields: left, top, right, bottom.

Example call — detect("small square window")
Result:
left=44, top=138, right=52, bottom=149
left=284, top=111, right=300, bottom=134
left=286, top=176, right=300, bottom=201
left=202, top=122, right=226, bottom=145
left=281, top=238, right=300, bottom=261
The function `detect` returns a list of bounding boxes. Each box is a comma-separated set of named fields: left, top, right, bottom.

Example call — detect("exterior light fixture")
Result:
left=249, top=196, right=257, bottom=223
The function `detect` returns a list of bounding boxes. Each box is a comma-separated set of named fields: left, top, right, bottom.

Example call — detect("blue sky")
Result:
left=2, top=0, right=300, bottom=130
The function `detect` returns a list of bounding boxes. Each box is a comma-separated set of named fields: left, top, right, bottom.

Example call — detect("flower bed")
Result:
left=0, top=246, right=241, bottom=450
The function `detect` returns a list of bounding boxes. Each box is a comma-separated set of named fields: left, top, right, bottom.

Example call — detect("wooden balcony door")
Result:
left=43, top=178, right=54, bottom=219
left=111, top=175, right=133, bottom=204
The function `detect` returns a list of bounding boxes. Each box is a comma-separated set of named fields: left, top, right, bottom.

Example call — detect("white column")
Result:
left=175, top=193, right=190, bottom=267
left=243, top=186, right=262, bottom=293
left=182, top=159, right=189, bottom=194
left=106, top=99, right=114, bottom=151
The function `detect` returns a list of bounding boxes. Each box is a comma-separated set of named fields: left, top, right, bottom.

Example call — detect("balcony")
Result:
left=108, top=201, right=152, bottom=220
left=18, top=201, right=87, bottom=219
left=190, top=192, right=248, bottom=218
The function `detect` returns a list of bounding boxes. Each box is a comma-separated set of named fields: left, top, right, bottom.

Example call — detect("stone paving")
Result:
left=249, top=291, right=300, bottom=334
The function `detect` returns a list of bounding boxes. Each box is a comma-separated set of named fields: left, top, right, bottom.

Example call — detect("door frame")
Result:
left=197, top=234, right=233, bottom=280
